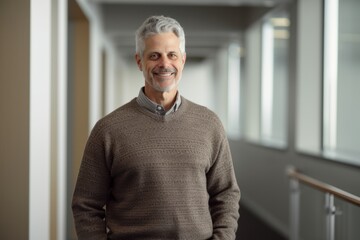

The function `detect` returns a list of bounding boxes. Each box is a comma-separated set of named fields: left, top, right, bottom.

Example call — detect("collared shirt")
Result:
left=136, top=87, right=182, bottom=115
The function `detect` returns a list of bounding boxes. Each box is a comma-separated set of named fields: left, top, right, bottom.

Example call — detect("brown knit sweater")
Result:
left=72, top=97, right=240, bottom=240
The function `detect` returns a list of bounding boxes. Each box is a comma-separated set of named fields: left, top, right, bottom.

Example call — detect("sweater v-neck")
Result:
left=132, top=96, right=189, bottom=122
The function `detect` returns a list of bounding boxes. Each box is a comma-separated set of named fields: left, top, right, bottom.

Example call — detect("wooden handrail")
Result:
left=287, top=167, right=360, bottom=207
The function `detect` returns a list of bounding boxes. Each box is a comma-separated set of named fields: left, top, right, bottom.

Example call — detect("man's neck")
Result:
left=144, top=86, right=178, bottom=111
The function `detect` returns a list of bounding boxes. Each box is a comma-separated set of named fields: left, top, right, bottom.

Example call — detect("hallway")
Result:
left=1, top=0, right=360, bottom=239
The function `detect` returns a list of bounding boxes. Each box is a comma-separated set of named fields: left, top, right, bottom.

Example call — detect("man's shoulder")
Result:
left=182, top=97, right=223, bottom=125
left=107, top=98, right=138, bottom=117
left=181, top=97, right=227, bottom=142
left=91, top=98, right=138, bottom=131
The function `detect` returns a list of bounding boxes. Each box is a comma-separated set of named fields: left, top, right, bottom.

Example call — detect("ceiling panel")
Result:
left=77, top=0, right=291, bottom=58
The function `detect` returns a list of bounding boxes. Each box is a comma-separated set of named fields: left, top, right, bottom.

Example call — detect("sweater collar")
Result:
left=136, top=87, right=182, bottom=115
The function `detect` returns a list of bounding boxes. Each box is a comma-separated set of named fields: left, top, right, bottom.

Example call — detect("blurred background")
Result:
left=1, top=0, right=359, bottom=239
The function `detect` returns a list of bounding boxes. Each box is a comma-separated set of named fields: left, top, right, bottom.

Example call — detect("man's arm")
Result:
left=72, top=125, right=112, bottom=240
left=207, top=137, right=241, bottom=240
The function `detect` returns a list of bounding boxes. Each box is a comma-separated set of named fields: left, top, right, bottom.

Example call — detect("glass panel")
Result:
left=297, top=184, right=360, bottom=240
left=242, top=6, right=290, bottom=148
left=298, top=184, right=326, bottom=240
left=334, top=197, right=360, bottom=240
left=260, top=9, right=290, bottom=148
left=323, top=0, right=360, bottom=165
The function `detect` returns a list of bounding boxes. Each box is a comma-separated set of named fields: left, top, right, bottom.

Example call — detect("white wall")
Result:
left=244, top=21, right=262, bottom=142
left=296, top=0, right=323, bottom=154
left=180, top=58, right=215, bottom=110
left=120, top=57, right=143, bottom=105
left=115, top=56, right=217, bottom=111
left=212, top=47, right=230, bottom=128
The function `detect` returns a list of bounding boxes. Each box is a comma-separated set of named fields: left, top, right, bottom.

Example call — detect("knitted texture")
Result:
left=72, top=97, right=240, bottom=240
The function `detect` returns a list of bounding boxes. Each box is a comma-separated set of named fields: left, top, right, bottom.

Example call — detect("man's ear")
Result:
left=135, top=54, right=143, bottom=71
left=182, top=52, right=187, bottom=65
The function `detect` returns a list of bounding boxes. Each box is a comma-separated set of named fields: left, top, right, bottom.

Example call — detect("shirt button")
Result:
left=157, top=106, right=162, bottom=111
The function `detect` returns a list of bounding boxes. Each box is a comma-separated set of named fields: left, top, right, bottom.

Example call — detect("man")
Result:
left=72, top=15, right=240, bottom=240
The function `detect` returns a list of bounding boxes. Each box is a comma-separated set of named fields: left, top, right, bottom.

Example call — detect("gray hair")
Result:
left=135, top=15, right=186, bottom=57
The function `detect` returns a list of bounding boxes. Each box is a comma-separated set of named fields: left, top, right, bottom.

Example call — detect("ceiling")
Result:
left=76, top=0, right=291, bottom=59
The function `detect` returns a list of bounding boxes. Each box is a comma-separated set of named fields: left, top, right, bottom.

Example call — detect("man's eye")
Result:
left=169, top=53, right=178, bottom=59
left=149, top=54, right=158, bottom=60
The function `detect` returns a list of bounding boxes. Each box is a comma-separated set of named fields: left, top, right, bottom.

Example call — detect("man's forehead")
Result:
left=144, top=34, right=181, bottom=51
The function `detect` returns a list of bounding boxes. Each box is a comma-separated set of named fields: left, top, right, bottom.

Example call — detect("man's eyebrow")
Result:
left=146, top=51, right=160, bottom=56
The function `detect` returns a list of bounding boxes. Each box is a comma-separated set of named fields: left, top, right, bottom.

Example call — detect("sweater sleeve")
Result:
left=207, top=137, right=241, bottom=240
left=72, top=123, right=112, bottom=240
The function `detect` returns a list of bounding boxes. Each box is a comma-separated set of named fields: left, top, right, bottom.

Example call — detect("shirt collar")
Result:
left=136, top=87, right=182, bottom=115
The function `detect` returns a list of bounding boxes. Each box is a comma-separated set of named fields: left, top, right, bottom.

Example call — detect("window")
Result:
left=323, top=0, right=360, bottom=164
left=243, top=7, right=290, bottom=148
left=260, top=11, right=290, bottom=148
left=296, top=0, right=360, bottom=166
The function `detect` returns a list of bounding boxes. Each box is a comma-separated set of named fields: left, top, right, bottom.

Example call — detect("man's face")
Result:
left=136, top=32, right=186, bottom=93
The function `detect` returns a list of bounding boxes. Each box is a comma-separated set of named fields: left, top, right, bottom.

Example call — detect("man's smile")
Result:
left=153, top=69, right=176, bottom=78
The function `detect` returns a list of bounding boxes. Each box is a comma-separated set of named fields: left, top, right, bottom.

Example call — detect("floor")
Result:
left=236, top=205, right=288, bottom=240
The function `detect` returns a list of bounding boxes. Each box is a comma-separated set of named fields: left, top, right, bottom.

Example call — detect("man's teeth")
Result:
left=157, top=72, right=172, bottom=76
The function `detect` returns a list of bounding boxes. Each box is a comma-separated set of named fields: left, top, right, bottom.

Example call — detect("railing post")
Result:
left=289, top=177, right=300, bottom=240
left=325, top=193, right=336, bottom=240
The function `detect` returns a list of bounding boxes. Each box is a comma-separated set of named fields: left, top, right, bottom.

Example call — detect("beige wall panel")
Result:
left=0, top=0, right=30, bottom=239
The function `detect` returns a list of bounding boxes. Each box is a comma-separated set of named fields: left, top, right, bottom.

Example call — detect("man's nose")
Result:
left=158, top=55, right=171, bottom=67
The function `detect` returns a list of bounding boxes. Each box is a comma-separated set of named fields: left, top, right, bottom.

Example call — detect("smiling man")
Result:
left=72, top=16, right=240, bottom=240
left=136, top=31, right=185, bottom=96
